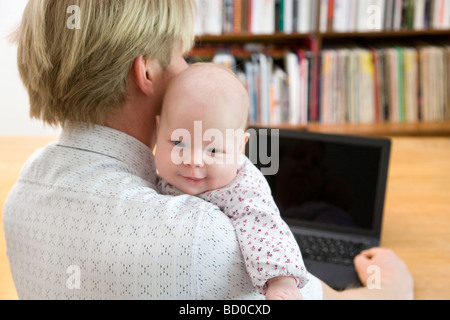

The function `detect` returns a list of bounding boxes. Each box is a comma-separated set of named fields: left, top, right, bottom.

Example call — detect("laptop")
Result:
left=246, top=128, right=391, bottom=290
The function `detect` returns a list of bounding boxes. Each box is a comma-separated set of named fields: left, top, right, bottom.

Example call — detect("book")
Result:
left=271, top=66, right=288, bottom=124
left=285, top=51, right=301, bottom=124
left=418, top=45, right=447, bottom=121
left=414, top=0, right=427, bottom=30
left=283, top=0, right=294, bottom=33
left=319, top=0, right=329, bottom=32
left=395, top=47, right=405, bottom=122
left=403, top=47, right=419, bottom=122
left=333, top=0, right=349, bottom=32
left=298, top=49, right=310, bottom=125
left=385, top=0, right=395, bottom=30
left=434, top=0, right=450, bottom=29
left=298, top=0, right=313, bottom=33
left=251, top=0, right=276, bottom=34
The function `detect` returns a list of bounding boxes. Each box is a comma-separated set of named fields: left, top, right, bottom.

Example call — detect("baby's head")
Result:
left=155, top=63, right=250, bottom=195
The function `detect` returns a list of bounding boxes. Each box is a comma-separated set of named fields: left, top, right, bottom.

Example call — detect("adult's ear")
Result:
left=133, top=56, right=155, bottom=98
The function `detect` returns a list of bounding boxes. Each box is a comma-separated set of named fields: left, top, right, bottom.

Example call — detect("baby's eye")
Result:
left=172, top=141, right=185, bottom=148
left=207, top=148, right=223, bottom=156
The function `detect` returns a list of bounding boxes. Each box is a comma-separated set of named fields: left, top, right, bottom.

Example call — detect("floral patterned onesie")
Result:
left=158, top=155, right=309, bottom=293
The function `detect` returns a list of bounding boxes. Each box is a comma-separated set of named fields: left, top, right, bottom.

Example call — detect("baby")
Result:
left=154, top=63, right=308, bottom=300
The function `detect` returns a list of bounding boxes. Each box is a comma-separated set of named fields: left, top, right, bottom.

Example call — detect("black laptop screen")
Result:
left=247, top=129, right=390, bottom=236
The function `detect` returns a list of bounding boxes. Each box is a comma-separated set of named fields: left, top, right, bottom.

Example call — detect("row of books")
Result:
left=195, top=0, right=318, bottom=35
left=322, top=0, right=450, bottom=33
left=194, top=0, right=450, bottom=36
left=192, top=47, right=309, bottom=125
left=190, top=43, right=450, bottom=126
left=241, top=50, right=312, bottom=125
left=320, top=44, right=450, bottom=124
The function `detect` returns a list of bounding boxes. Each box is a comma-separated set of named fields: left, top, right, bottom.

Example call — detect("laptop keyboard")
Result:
left=295, top=234, right=368, bottom=266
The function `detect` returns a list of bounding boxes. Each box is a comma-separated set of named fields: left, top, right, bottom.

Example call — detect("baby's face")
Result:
left=155, top=73, right=249, bottom=195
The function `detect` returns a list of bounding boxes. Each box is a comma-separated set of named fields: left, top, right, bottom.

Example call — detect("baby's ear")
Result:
left=240, top=132, right=251, bottom=154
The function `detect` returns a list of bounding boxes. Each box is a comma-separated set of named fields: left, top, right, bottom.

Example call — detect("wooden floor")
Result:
left=1, top=136, right=449, bottom=300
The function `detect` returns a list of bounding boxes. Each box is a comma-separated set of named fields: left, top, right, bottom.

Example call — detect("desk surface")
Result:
left=1, top=136, right=449, bottom=300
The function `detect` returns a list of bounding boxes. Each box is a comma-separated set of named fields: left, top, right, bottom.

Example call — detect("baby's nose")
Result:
left=184, top=149, right=205, bottom=168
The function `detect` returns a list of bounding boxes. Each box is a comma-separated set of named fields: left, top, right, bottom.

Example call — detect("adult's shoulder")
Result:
left=139, top=193, right=261, bottom=299
left=180, top=195, right=263, bottom=300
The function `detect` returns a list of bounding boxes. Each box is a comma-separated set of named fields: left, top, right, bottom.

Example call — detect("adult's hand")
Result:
left=322, top=248, right=414, bottom=300
left=354, top=248, right=414, bottom=300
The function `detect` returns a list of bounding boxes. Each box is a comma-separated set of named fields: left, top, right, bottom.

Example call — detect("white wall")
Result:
left=0, top=0, right=60, bottom=136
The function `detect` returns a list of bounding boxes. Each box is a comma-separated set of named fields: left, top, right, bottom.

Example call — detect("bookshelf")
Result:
left=192, top=0, right=450, bottom=137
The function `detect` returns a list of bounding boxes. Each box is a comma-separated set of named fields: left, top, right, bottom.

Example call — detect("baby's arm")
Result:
left=198, top=156, right=309, bottom=297
left=265, top=277, right=303, bottom=300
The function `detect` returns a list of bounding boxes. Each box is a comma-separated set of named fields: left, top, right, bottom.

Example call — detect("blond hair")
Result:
left=15, top=0, right=196, bottom=127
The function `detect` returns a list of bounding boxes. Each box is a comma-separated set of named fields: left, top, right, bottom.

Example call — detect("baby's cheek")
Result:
left=155, top=151, right=174, bottom=180
left=209, top=164, right=238, bottom=189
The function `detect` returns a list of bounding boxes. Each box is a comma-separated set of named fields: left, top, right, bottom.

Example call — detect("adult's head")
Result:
left=15, top=0, right=196, bottom=139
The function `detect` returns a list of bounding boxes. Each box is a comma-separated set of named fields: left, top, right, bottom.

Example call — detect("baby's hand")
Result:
left=264, top=277, right=303, bottom=300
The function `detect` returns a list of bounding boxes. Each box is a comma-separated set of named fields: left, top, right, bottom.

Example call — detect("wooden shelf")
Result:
left=320, top=29, right=450, bottom=39
left=196, top=29, right=450, bottom=43
left=250, top=121, right=450, bottom=137
left=196, top=32, right=314, bottom=45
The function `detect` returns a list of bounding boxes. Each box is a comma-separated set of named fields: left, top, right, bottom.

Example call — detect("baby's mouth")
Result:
left=182, top=175, right=206, bottom=184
